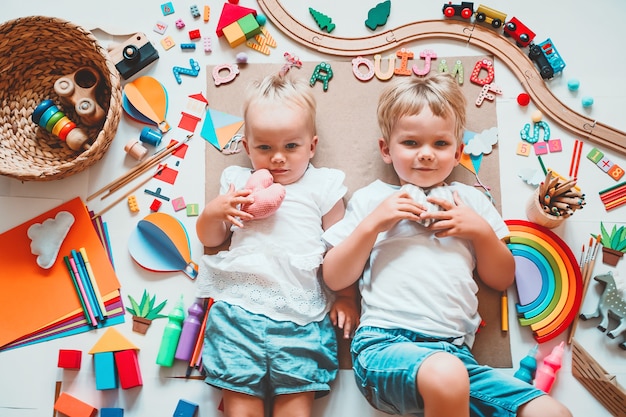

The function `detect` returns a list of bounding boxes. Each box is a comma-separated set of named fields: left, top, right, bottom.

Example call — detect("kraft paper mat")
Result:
left=204, top=57, right=511, bottom=368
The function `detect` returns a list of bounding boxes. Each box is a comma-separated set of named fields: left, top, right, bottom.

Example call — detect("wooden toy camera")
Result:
left=53, top=67, right=106, bottom=127
left=108, top=33, right=159, bottom=79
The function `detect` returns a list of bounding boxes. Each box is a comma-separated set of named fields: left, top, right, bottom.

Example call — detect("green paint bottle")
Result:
left=156, top=295, right=185, bottom=367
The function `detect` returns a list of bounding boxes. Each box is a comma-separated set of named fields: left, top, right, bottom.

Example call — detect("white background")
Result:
left=2, top=1, right=625, bottom=416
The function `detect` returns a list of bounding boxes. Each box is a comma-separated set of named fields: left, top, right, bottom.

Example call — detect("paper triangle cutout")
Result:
left=88, top=327, right=138, bottom=354
left=200, top=108, right=244, bottom=150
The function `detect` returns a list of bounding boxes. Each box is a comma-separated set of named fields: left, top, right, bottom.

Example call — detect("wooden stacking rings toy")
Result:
left=32, top=99, right=90, bottom=151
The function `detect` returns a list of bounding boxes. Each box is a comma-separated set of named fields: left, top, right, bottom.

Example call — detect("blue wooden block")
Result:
left=94, top=351, right=118, bottom=390
left=173, top=399, right=198, bottom=417
left=101, top=408, right=124, bottom=417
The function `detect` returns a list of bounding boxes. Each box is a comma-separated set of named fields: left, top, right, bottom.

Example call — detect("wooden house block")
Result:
left=114, top=349, right=143, bottom=389
left=94, top=351, right=118, bottom=390
left=222, top=22, right=246, bottom=47
left=238, top=13, right=261, bottom=39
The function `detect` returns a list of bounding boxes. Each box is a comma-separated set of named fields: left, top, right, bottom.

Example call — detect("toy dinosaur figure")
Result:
left=580, top=271, right=626, bottom=349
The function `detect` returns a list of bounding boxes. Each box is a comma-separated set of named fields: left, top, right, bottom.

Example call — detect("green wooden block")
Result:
left=238, top=14, right=261, bottom=39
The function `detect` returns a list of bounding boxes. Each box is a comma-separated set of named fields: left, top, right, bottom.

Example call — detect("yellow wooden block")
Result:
left=223, top=22, right=246, bottom=47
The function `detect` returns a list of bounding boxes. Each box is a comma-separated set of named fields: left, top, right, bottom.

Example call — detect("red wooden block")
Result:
left=114, top=349, right=143, bottom=389
left=58, top=349, right=82, bottom=369
left=54, top=392, right=97, bottom=417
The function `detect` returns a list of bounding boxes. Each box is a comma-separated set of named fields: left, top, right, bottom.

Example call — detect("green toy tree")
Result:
left=309, top=8, right=335, bottom=33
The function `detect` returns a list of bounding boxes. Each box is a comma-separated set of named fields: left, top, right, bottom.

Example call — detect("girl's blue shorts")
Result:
left=201, top=301, right=338, bottom=398
left=351, top=326, right=544, bottom=417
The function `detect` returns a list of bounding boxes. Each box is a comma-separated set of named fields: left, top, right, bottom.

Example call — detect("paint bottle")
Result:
left=174, top=300, right=204, bottom=361
left=513, top=344, right=538, bottom=384
left=534, top=341, right=564, bottom=393
left=156, top=295, right=185, bottom=367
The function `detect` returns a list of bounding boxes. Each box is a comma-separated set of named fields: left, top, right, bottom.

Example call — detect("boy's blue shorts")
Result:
left=201, top=301, right=338, bottom=398
left=351, top=326, right=545, bottom=417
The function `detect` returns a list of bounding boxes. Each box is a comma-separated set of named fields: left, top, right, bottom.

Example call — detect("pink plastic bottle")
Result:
left=534, top=341, right=564, bottom=393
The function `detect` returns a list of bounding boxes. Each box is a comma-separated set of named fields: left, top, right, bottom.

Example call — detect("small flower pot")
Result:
left=601, top=247, right=624, bottom=267
left=132, top=316, right=153, bottom=334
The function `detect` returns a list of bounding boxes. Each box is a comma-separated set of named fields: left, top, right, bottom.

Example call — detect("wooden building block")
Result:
left=101, top=408, right=124, bottom=417
left=238, top=14, right=261, bottom=39
left=222, top=22, right=246, bottom=47
left=114, top=349, right=143, bottom=389
left=58, top=349, right=82, bottom=369
left=94, top=351, right=118, bottom=390
left=173, top=399, right=199, bottom=417
left=54, top=392, right=97, bottom=417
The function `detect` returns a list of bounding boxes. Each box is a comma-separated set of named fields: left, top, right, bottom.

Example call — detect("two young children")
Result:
left=195, top=72, right=571, bottom=417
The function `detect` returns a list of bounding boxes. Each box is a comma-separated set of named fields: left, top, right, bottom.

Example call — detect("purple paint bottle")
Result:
left=174, top=300, right=205, bottom=361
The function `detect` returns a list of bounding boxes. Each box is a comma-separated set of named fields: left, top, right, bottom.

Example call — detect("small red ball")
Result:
left=517, top=93, right=530, bottom=106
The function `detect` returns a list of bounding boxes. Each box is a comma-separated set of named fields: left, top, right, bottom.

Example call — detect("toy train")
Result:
left=441, top=2, right=565, bottom=79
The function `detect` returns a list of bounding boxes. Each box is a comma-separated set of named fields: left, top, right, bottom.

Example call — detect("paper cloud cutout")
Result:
left=464, top=127, right=498, bottom=156
left=27, top=211, right=75, bottom=269
left=518, top=167, right=546, bottom=186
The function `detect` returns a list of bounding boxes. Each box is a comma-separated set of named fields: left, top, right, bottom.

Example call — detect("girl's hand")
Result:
left=206, top=184, right=255, bottom=228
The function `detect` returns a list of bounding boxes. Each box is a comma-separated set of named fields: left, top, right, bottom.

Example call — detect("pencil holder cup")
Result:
left=526, top=189, right=565, bottom=229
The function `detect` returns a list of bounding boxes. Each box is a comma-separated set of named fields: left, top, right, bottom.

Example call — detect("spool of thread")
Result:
left=124, top=139, right=148, bottom=161
left=140, top=127, right=163, bottom=147
left=31, top=99, right=89, bottom=151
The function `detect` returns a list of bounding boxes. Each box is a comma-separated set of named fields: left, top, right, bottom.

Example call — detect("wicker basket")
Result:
left=0, top=16, right=122, bottom=181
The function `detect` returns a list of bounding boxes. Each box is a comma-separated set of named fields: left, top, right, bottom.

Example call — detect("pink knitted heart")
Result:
left=241, top=169, right=286, bottom=219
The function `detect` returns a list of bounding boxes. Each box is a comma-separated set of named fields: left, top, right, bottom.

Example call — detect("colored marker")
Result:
left=64, top=256, right=92, bottom=326
left=80, top=247, right=108, bottom=319
left=68, top=256, right=97, bottom=327
left=72, top=249, right=103, bottom=322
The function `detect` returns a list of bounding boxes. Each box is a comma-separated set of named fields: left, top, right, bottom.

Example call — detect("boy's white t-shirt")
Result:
left=323, top=180, right=509, bottom=347
left=196, top=164, right=347, bottom=325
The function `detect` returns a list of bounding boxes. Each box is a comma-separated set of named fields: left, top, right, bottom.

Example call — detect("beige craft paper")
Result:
left=204, top=57, right=511, bottom=368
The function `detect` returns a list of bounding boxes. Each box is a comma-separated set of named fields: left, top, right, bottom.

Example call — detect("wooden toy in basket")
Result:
left=0, top=16, right=122, bottom=181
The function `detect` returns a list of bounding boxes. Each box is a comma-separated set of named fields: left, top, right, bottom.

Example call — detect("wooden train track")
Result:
left=257, top=0, right=626, bottom=157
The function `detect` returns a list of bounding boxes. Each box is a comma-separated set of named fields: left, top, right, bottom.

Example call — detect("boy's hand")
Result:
left=205, top=184, right=255, bottom=228
left=366, top=191, right=427, bottom=234
left=329, top=295, right=360, bottom=339
left=423, top=191, right=490, bottom=240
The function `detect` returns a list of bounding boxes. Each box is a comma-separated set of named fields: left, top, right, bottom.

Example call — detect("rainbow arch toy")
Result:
left=504, top=219, right=583, bottom=343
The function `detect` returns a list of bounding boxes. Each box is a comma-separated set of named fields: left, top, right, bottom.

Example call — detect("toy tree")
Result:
left=309, top=8, right=335, bottom=33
